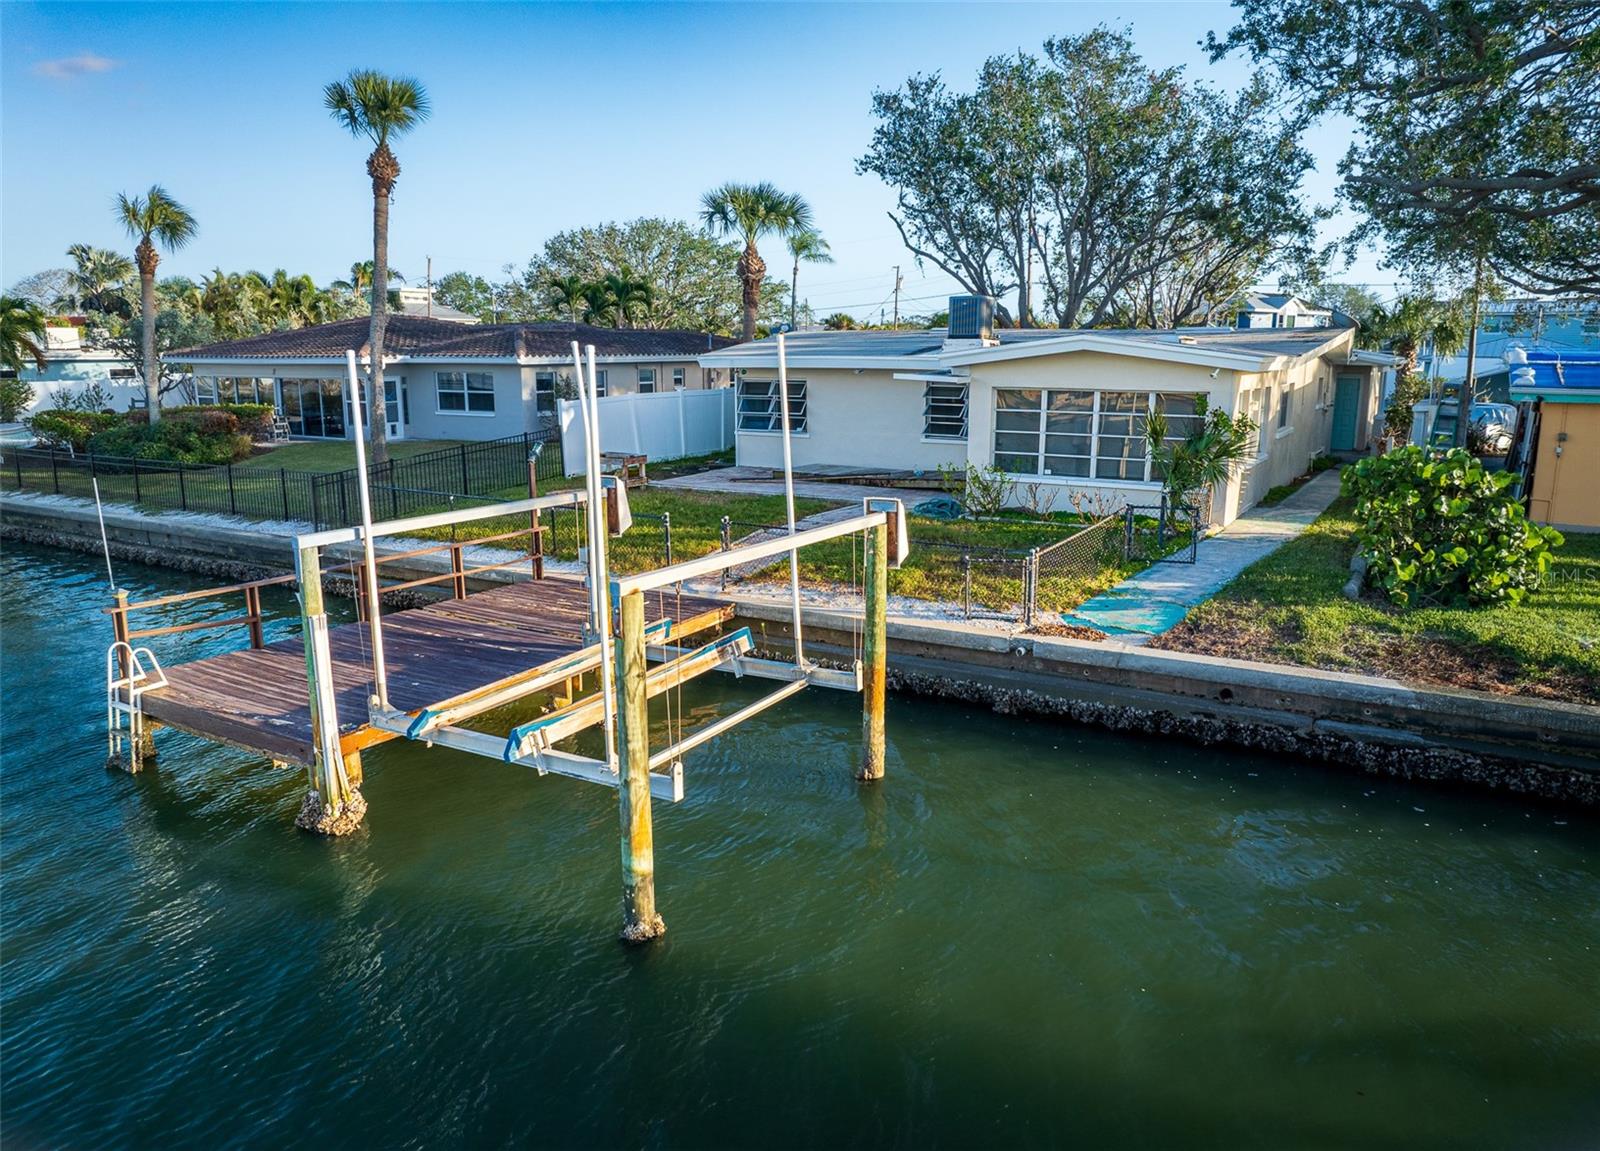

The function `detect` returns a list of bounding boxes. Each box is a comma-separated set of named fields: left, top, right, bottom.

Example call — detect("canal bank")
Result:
left=6, top=491, right=1597, bottom=805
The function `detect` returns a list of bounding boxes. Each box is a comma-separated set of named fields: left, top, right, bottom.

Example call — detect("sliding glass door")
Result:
left=279, top=378, right=347, bottom=438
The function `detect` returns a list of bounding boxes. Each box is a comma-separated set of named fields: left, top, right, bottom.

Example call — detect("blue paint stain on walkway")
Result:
left=1062, top=469, right=1345, bottom=641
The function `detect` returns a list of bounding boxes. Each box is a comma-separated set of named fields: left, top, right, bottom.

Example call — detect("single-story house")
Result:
left=702, top=296, right=1396, bottom=527
left=1, top=325, right=144, bottom=415
left=168, top=316, right=737, bottom=442
left=1509, top=348, right=1600, bottom=529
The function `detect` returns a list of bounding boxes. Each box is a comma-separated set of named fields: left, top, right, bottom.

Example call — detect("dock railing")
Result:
left=104, top=573, right=300, bottom=657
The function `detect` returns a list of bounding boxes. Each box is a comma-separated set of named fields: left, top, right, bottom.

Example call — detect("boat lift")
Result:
left=279, top=337, right=905, bottom=940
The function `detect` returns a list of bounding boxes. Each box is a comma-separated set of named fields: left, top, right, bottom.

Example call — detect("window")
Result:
left=672, top=367, right=686, bottom=389
left=195, top=378, right=219, bottom=404
left=923, top=381, right=969, bottom=440
left=1240, top=387, right=1270, bottom=457
left=1277, top=388, right=1291, bottom=430
left=737, top=378, right=807, bottom=433
left=992, top=389, right=1206, bottom=483
left=437, top=370, right=496, bottom=414
left=594, top=369, right=608, bottom=398
left=108, top=367, right=137, bottom=380
left=638, top=368, right=657, bottom=394
left=535, top=371, right=557, bottom=414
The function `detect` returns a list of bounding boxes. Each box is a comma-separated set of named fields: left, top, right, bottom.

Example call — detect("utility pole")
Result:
left=426, top=255, right=433, bottom=318
left=1454, top=252, right=1486, bottom=449
left=892, top=265, right=902, bottom=329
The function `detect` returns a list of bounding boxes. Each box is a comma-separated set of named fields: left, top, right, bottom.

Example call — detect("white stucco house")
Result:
left=1, top=325, right=145, bottom=415
left=1234, top=293, right=1335, bottom=330
left=702, top=297, right=1396, bottom=527
left=168, top=316, right=736, bottom=442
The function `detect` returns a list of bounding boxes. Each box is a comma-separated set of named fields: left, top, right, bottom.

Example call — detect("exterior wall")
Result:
left=966, top=352, right=1242, bottom=522
left=734, top=367, right=965, bottom=475
left=585, top=360, right=721, bottom=396
left=6, top=353, right=146, bottom=416
left=1528, top=401, right=1600, bottom=529
left=1228, top=356, right=1341, bottom=521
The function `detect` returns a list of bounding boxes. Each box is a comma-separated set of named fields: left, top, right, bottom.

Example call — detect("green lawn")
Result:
left=1153, top=498, right=1600, bottom=704
left=237, top=439, right=469, bottom=473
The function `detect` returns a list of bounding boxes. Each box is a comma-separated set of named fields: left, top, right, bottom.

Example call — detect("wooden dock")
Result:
left=138, top=579, right=732, bottom=767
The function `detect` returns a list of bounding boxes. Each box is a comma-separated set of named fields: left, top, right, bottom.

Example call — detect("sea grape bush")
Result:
left=1342, top=446, right=1562, bottom=608
left=26, top=408, right=120, bottom=450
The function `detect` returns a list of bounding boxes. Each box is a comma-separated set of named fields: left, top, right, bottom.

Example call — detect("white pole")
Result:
left=586, top=343, right=619, bottom=773
left=345, top=349, right=389, bottom=709
left=776, top=332, right=805, bottom=666
left=573, top=342, right=602, bottom=635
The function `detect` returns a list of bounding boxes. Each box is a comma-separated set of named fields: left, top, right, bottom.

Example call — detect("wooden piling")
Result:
left=859, top=520, right=888, bottom=782
left=615, top=589, right=665, bottom=943
left=294, top=544, right=363, bottom=834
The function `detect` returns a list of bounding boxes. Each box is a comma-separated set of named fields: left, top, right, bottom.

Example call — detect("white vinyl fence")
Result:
left=559, top=387, right=734, bottom=476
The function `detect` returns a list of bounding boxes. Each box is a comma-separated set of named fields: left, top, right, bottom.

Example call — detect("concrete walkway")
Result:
left=1061, top=469, right=1344, bottom=641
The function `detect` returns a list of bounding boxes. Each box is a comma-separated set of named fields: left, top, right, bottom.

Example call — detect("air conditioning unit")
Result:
left=947, top=295, right=995, bottom=342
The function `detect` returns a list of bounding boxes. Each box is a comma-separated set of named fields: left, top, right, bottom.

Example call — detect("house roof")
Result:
left=168, top=315, right=738, bottom=364
left=1239, top=292, right=1330, bottom=314
left=701, top=324, right=1354, bottom=373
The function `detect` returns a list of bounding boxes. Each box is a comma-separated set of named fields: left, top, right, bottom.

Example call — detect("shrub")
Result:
left=88, top=412, right=252, bottom=465
left=169, top=403, right=274, bottom=438
left=26, top=408, right=121, bottom=450
left=1342, top=445, right=1563, bottom=608
left=939, top=462, right=1012, bottom=516
left=0, top=377, right=35, bottom=422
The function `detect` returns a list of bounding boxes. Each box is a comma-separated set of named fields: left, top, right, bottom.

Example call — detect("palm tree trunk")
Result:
left=368, top=178, right=392, bottom=465
left=737, top=241, right=764, bottom=342
left=140, top=268, right=160, bottom=422
left=790, top=258, right=799, bottom=328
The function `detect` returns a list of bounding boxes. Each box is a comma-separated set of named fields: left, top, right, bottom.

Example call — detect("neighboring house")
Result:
left=394, top=286, right=481, bottom=324
left=1424, top=298, right=1600, bottom=402
left=1235, top=293, right=1334, bottom=331
left=1509, top=347, right=1600, bottom=529
left=0, top=325, right=144, bottom=415
left=702, top=296, right=1395, bottom=527
left=169, top=316, right=736, bottom=442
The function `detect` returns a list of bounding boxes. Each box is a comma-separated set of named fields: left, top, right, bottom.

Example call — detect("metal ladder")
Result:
left=107, top=642, right=168, bottom=771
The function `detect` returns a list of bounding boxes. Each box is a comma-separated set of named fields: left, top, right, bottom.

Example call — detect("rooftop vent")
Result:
left=947, top=295, right=995, bottom=342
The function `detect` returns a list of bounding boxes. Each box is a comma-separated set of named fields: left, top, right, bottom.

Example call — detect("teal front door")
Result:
left=1332, top=374, right=1361, bottom=450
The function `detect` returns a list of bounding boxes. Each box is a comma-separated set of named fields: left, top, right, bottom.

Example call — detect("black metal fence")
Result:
left=307, top=431, right=563, bottom=528
left=1, top=429, right=563, bottom=531
left=0, top=444, right=329, bottom=522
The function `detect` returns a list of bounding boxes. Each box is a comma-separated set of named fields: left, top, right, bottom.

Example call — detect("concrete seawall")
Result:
left=7, top=492, right=1597, bottom=805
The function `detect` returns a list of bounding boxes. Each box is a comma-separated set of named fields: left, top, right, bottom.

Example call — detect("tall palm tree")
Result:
left=581, top=282, right=616, bottom=327
left=785, top=229, right=832, bottom=327
left=699, top=182, right=813, bottom=341
left=602, top=269, right=654, bottom=328
left=0, top=295, right=49, bottom=375
left=324, top=69, right=430, bottom=463
left=61, top=243, right=135, bottom=317
left=117, top=186, right=198, bottom=421
left=546, top=274, right=588, bottom=323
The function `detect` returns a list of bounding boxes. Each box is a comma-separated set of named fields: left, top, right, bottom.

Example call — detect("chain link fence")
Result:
left=1122, top=502, right=1200, bottom=565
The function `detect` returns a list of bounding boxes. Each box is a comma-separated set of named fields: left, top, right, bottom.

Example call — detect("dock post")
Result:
left=293, top=544, right=366, bottom=835
left=859, top=520, right=888, bottom=782
left=615, top=588, right=665, bottom=944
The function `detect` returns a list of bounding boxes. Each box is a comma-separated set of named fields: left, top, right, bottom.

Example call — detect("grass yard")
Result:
left=1152, top=497, right=1600, bottom=705
left=237, top=439, right=469, bottom=473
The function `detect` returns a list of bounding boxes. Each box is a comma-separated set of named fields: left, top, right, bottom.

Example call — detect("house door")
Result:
left=1332, top=374, right=1361, bottom=451
left=384, top=378, right=406, bottom=440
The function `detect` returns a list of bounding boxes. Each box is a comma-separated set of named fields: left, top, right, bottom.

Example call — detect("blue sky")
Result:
left=1, top=1, right=1393, bottom=320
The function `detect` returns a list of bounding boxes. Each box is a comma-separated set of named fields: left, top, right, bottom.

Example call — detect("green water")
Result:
left=2, top=541, right=1597, bottom=1149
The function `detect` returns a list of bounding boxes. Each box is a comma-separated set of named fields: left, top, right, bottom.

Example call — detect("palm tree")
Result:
left=117, top=186, right=198, bottom=421
left=61, top=243, right=135, bottom=317
left=0, top=295, right=49, bottom=374
left=324, top=69, right=430, bottom=463
left=785, top=229, right=833, bottom=327
left=333, top=259, right=406, bottom=293
left=581, top=282, right=616, bottom=327
left=546, top=274, right=588, bottom=323
left=602, top=269, right=654, bottom=328
left=699, top=181, right=813, bottom=341
left=1363, top=295, right=1469, bottom=380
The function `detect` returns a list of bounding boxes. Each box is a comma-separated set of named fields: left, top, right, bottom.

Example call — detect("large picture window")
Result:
left=923, top=381, right=969, bottom=440
left=437, top=370, right=495, bottom=414
left=992, top=389, right=1208, bottom=483
left=737, top=378, right=807, bottom=433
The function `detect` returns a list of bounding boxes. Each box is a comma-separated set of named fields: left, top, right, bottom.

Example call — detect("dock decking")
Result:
left=141, top=579, right=732, bottom=766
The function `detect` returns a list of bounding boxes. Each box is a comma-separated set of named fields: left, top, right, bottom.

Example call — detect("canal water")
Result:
left=2, top=541, right=1597, bottom=1149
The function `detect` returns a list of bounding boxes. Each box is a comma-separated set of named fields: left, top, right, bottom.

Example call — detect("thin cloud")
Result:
left=33, top=53, right=119, bottom=79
